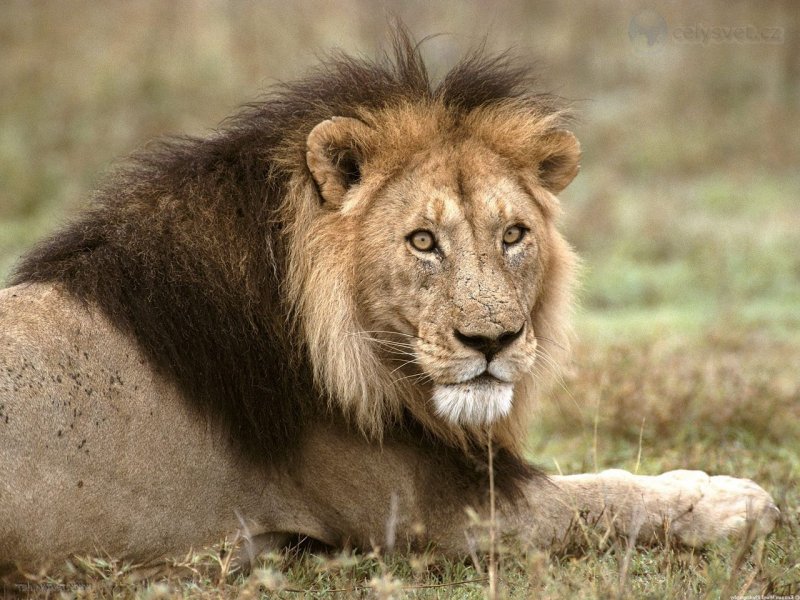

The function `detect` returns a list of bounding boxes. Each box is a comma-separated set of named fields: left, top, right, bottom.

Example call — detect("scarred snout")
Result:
left=420, top=271, right=537, bottom=426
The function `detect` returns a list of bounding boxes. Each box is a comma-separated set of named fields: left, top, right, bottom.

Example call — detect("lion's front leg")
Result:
left=291, top=426, right=779, bottom=555
left=525, top=469, right=779, bottom=547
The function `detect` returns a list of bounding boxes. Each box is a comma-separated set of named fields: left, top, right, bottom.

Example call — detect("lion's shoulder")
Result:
left=0, top=283, right=84, bottom=349
left=0, top=283, right=151, bottom=391
left=0, top=284, right=185, bottom=452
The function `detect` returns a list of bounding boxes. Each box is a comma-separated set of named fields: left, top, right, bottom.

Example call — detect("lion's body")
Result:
left=0, top=283, right=456, bottom=563
left=0, top=283, right=551, bottom=568
left=0, top=33, right=777, bottom=575
left=0, top=283, right=275, bottom=564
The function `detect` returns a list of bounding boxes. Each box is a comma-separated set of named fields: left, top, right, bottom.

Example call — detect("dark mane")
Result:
left=10, top=28, right=555, bottom=473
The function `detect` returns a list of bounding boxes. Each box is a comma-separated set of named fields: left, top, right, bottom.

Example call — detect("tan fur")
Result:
left=0, top=61, right=778, bottom=579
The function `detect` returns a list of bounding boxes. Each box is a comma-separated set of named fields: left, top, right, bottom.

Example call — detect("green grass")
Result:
left=2, top=2, right=799, bottom=598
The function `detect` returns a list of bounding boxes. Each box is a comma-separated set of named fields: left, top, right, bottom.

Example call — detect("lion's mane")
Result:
left=10, top=31, right=574, bottom=483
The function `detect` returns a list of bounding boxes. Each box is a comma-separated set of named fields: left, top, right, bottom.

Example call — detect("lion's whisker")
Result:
left=534, top=346, right=575, bottom=404
left=368, top=344, right=417, bottom=357
left=379, top=350, right=416, bottom=358
left=348, top=332, right=412, bottom=346
left=349, top=330, right=420, bottom=340
left=389, top=358, right=422, bottom=375
left=534, top=347, right=562, bottom=379
left=533, top=335, right=569, bottom=354
left=349, top=335, right=416, bottom=351
left=393, top=371, right=432, bottom=386
left=369, top=340, right=415, bottom=350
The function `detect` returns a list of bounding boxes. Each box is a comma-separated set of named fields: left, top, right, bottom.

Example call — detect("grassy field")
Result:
left=1, top=2, right=798, bottom=598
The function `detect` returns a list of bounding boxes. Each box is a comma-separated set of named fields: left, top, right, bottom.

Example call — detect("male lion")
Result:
left=0, top=33, right=778, bottom=575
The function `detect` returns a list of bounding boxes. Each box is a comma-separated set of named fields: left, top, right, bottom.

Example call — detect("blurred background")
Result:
left=1, top=1, right=798, bottom=470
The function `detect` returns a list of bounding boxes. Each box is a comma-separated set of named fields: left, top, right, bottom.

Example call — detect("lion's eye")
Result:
left=408, top=230, right=437, bottom=252
left=503, top=225, right=526, bottom=246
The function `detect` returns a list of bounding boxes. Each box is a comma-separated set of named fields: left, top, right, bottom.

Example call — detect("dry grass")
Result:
left=1, top=1, right=799, bottom=598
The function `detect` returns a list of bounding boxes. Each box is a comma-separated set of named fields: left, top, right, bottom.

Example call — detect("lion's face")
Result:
left=354, top=143, right=547, bottom=425
left=297, top=106, right=579, bottom=441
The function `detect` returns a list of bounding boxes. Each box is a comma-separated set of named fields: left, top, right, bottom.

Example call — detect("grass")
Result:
left=2, top=1, right=799, bottom=598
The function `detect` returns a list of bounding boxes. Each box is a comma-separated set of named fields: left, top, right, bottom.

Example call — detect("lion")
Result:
left=0, top=32, right=778, bottom=576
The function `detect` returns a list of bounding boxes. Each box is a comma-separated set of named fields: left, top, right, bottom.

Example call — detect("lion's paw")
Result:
left=655, top=470, right=779, bottom=546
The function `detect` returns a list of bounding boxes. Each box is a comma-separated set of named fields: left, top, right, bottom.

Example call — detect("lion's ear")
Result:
left=306, top=117, right=372, bottom=207
left=536, top=130, right=581, bottom=194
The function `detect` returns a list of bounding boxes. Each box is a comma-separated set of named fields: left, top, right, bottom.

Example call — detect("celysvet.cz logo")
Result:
left=628, top=9, right=784, bottom=51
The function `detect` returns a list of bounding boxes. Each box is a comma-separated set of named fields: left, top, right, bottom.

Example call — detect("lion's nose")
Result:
left=453, top=325, right=524, bottom=361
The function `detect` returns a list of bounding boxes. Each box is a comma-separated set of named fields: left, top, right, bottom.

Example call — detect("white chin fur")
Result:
left=432, top=381, right=514, bottom=426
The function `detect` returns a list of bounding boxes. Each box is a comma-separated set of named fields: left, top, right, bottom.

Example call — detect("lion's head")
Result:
left=291, top=102, right=579, bottom=454
left=12, top=31, right=578, bottom=463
